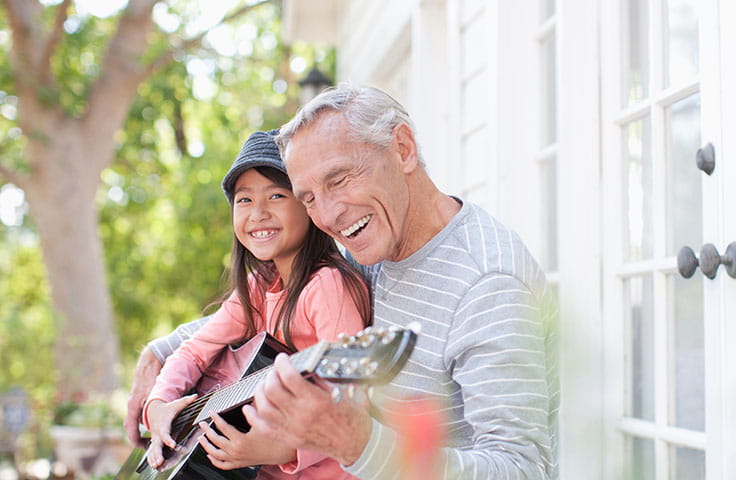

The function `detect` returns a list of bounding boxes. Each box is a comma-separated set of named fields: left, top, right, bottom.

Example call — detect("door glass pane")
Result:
left=670, top=445, right=706, bottom=479
left=665, top=0, right=699, bottom=87
left=541, top=0, right=555, bottom=20
left=625, top=275, right=655, bottom=421
left=625, top=435, right=655, bottom=480
left=541, top=156, right=558, bottom=271
left=623, top=0, right=649, bottom=105
left=624, top=117, right=653, bottom=262
left=666, top=94, right=702, bottom=255
left=668, top=274, right=704, bottom=431
left=541, top=34, right=557, bottom=146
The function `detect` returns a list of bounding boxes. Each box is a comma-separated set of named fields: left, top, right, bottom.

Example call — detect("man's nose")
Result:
left=311, top=193, right=346, bottom=228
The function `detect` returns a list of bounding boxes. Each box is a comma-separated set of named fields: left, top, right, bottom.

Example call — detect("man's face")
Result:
left=285, top=112, right=412, bottom=265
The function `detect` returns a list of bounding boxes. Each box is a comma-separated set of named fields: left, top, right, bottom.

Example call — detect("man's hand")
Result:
left=198, top=412, right=296, bottom=470
left=242, top=353, right=373, bottom=466
left=124, top=346, right=163, bottom=448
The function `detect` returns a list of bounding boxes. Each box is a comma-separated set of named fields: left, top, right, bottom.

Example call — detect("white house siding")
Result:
left=455, top=0, right=493, bottom=209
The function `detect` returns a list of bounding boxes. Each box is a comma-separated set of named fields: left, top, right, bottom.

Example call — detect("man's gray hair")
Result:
left=275, top=83, right=424, bottom=166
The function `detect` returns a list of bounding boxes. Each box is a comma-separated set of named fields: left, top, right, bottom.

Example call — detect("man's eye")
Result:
left=331, top=176, right=347, bottom=187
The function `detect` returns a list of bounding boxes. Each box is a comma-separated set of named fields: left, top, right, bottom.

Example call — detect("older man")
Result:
left=127, top=84, right=559, bottom=479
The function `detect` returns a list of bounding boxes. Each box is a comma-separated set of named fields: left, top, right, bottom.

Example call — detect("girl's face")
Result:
left=232, top=168, right=311, bottom=283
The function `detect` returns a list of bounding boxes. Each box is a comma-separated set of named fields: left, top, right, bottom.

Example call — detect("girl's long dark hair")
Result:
left=221, top=166, right=371, bottom=351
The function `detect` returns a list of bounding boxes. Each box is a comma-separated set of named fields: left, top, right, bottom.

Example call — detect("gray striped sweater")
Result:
left=343, top=200, right=559, bottom=480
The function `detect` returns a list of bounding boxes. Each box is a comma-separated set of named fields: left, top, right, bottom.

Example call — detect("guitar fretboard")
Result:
left=175, top=343, right=325, bottom=427
left=193, top=364, right=271, bottom=423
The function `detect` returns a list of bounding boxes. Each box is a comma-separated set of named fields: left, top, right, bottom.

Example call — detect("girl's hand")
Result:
left=198, top=412, right=296, bottom=470
left=145, top=395, right=198, bottom=469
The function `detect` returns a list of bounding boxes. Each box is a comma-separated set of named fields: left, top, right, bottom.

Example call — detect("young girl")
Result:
left=143, top=129, right=371, bottom=479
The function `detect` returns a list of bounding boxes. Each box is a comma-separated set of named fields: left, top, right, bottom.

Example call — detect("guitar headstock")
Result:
left=312, top=326, right=417, bottom=384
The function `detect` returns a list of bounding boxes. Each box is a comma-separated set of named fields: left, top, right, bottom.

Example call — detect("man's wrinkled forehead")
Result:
left=282, top=111, right=349, bottom=166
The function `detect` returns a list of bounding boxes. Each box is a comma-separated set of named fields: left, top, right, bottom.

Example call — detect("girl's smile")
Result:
left=249, top=228, right=280, bottom=239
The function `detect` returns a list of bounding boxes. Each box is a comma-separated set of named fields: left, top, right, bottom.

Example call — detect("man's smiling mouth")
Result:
left=341, top=214, right=372, bottom=238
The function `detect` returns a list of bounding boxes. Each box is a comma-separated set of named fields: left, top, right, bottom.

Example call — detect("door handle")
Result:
left=696, top=142, right=715, bottom=175
left=677, top=242, right=736, bottom=279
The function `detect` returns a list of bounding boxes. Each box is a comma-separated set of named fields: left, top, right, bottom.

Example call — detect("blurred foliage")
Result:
left=52, top=399, right=121, bottom=428
left=0, top=0, right=335, bottom=459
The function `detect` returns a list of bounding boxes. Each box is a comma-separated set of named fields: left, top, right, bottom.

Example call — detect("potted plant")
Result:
left=49, top=392, right=129, bottom=479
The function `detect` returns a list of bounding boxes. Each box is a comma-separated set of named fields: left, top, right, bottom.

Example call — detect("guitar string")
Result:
left=170, top=348, right=312, bottom=431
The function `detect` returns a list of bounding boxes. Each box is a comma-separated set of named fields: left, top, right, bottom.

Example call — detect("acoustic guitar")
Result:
left=115, top=325, right=417, bottom=480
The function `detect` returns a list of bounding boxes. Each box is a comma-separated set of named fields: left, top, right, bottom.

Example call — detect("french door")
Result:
left=601, top=0, right=736, bottom=478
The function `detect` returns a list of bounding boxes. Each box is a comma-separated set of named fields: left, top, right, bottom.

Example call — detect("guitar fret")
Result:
left=191, top=344, right=326, bottom=424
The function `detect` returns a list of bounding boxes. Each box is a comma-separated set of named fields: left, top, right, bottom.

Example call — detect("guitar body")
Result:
left=115, top=332, right=292, bottom=480
left=115, top=325, right=418, bottom=480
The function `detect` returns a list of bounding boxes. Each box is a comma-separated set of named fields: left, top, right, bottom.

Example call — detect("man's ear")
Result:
left=393, top=123, right=419, bottom=173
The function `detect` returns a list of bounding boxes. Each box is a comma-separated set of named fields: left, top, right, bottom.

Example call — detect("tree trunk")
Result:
left=24, top=118, right=120, bottom=400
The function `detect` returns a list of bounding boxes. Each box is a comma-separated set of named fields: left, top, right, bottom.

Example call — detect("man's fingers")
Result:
left=123, top=414, right=140, bottom=446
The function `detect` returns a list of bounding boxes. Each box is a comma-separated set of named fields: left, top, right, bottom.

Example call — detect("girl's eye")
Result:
left=236, top=196, right=251, bottom=204
left=270, top=193, right=286, bottom=200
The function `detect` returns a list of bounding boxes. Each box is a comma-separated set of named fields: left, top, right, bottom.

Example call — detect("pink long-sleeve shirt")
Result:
left=144, top=266, right=366, bottom=479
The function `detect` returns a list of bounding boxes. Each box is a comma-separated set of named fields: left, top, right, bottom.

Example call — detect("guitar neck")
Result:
left=177, top=341, right=330, bottom=427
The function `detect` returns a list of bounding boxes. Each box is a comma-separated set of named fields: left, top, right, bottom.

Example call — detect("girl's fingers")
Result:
left=199, top=420, right=226, bottom=448
left=161, top=431, right=178, bottom=450
left=146, top=438, right=163, bottom=468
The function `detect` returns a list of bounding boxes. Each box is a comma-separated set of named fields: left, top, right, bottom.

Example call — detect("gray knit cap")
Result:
left=221, top=129, right=285, bottom=203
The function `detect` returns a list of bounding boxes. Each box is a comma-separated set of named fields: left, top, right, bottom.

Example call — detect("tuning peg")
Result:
left=381, top=330, right=396, bottom=344
left=320, top=358, right=338, bottom=376
left=331, top=386, right=342, bottom=403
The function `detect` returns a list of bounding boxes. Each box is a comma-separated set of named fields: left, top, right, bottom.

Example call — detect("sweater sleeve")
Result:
left=143, top=291, right=248, bottom=429
left=345, top=273, right=558, bottom=479
left=277, top=267, right=368, bottom=474
left=147, top=316, right=211, bottom=364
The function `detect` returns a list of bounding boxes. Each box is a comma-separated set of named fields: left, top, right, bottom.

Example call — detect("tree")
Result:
left=0, top=0, right=276, bottom=401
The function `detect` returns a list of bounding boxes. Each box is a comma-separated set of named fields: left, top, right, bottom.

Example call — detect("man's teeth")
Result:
left=251, top=229, right=276, bottom=238
left=341, top=215, right=371, bottom=237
